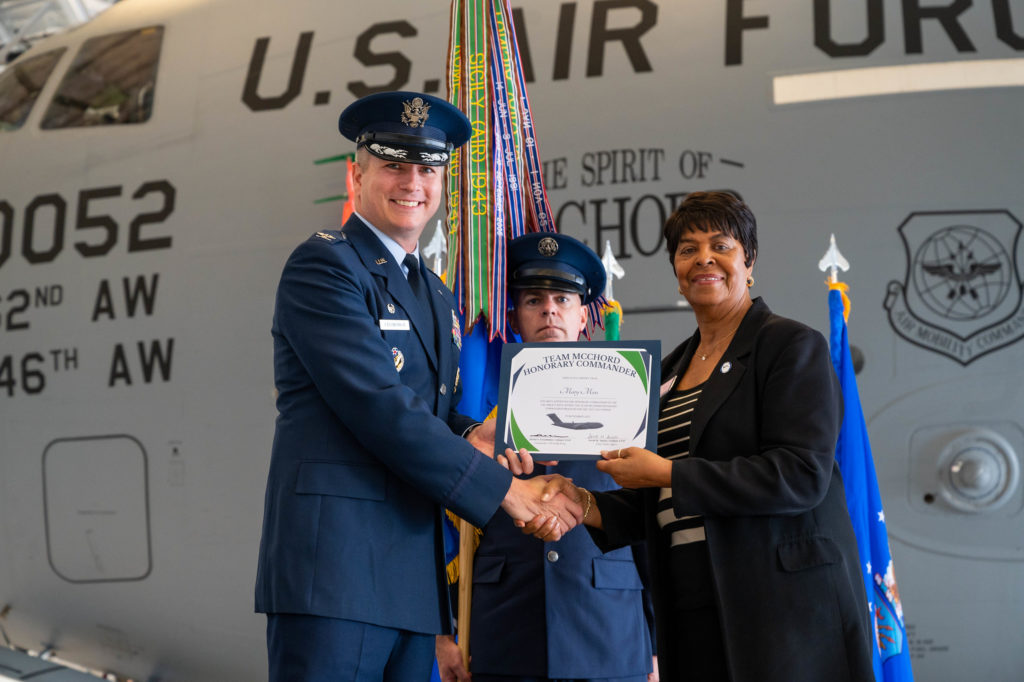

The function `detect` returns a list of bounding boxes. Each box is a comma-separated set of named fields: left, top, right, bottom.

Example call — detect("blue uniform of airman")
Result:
left=459, top=234, right=655, bottom=682
left=256, top=92, right=516, bottom=682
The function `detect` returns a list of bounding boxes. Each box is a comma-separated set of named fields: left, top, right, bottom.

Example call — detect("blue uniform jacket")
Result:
left=255, top=217, right=512, bottom=635
left=470, top=462, right=653, bottom=678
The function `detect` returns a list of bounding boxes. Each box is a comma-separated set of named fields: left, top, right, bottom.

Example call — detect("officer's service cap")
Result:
left=338, top=91, right=471, bottom=167
left=508, top=233, right=606, bottom=305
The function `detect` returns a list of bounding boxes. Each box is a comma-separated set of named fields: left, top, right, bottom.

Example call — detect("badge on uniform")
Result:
left=375, top=257, right=388, bottom=265
left=392, top=347, right=405, bottom=372
left=451, top=310, right=462, bottom=349
left=381, top=319, right=410, bottom=331
left=315, top=231, right=338, bottom=242
left=387, top=303, right=396, bottom=314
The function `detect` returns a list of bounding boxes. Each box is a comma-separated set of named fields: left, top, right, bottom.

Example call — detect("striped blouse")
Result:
left=657, top=384, right=706, bottom=547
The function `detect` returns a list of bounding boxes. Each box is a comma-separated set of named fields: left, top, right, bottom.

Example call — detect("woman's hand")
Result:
left=596, top=447, right=672, bottom=489
left=518, top=475, right=602, bottom=537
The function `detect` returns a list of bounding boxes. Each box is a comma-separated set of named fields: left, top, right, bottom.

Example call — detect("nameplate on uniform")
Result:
left=380, top=319, right=410, bottom=331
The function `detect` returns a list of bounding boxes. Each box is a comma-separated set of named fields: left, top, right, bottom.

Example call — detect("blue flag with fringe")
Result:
left=828, top=287, right=915, bottom=682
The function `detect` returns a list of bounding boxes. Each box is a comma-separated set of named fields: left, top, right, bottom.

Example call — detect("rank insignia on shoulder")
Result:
left=375, top=257, right=388, bottom=265
left=451, top=310, right=462, bottom=350
left=392, top=347, right=405, bottom=372
left=315, top=231, right=338, bottom=242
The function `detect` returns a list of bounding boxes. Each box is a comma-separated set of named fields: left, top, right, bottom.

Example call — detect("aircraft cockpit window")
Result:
left=0, top=48, right=67, bottom=132
left=41, top=26, right=162, bottom=129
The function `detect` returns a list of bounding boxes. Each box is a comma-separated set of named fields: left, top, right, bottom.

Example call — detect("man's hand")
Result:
left=435, top=635, right=471, bottom=682
left=596, top=447, right=672, bottom=489
left=501, top=475, right=582, bottom=540
left=498, top=447, right=559, bottom=474
left=519, top=475, right=601, bottom=539
left=466, top=420, right=496, bottom=458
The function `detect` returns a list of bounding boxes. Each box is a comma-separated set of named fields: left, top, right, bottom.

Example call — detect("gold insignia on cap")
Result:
left=401, top=97, right=431, bottom=128
left=538, top=237, right=558, bottom=256
left=375, top=257, right=388, bottom=265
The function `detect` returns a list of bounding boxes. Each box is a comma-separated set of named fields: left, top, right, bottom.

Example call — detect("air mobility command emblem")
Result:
left=392, top=348, right=405, bottom=372
left=884, top=210, right=1024, bottom=365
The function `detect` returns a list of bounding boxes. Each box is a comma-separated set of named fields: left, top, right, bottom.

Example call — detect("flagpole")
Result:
left=456, top=517, right=475, bottom=667
left=820, top=234, right=915, bottom=682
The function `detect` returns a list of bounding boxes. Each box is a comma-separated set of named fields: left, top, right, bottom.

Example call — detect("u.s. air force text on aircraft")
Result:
left=240, top=0, right=1023, bottom=115
left=0, top=181, right=176, bottom=397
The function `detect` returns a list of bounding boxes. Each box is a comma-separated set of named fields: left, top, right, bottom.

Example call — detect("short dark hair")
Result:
left=663, top=191, right=757, bottom=267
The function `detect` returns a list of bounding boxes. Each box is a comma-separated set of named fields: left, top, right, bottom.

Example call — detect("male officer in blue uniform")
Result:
left=436, top=233, right=656, bottom=682
left=255, top=92, right=582, bottom=682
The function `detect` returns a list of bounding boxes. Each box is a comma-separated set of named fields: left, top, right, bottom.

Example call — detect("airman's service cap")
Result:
left=508, top=233, right=606, bottom=305
left=338, top=91, right=471, bottom=167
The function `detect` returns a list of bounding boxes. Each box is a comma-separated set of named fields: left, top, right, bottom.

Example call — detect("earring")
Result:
left=746, top=276, right=755, bottom=288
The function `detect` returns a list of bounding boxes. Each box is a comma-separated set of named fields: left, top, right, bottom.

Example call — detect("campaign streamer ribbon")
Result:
left=463, top=0, right=492, bottom=331
left=499, top=1, right=607, bottom=330
left=486, top=1, right=522, bottom=340
left=489, top=95, right=507, bottom=340
left=491, top=0, right=527, bottom=238
left=446, top=0, right=600, bottom=339
left=500, top=0, right=555, bottom=235
left=445, top=1, right=464, bottom=307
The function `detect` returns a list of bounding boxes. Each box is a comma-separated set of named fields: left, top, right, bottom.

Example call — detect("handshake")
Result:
left=497, top=448, right=591, bottom=541
left=466, top=420, right=601, bottom=540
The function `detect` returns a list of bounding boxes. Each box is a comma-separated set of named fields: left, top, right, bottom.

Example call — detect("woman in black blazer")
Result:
left=528, top=191, right=875, bottom=682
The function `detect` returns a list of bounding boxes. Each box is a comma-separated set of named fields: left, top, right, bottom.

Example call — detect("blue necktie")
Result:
left=404, top=253, right=436, bottom=350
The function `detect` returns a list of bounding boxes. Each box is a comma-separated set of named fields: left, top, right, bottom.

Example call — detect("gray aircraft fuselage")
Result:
left=0, top=1, right=1022, bottom=680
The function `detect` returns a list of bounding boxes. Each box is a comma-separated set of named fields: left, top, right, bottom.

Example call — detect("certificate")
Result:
left=494, top=341, right=661, bottom=460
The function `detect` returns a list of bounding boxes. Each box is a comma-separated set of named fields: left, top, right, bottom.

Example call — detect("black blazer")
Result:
left=593, top=298, right=874, bottom=682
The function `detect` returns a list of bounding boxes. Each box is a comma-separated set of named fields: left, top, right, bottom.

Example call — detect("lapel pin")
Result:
left=375, top=257, right=387, bottom=265
left=387, top=303, right=396, bottom=314
left=720, top=362, right=732, bottom=374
